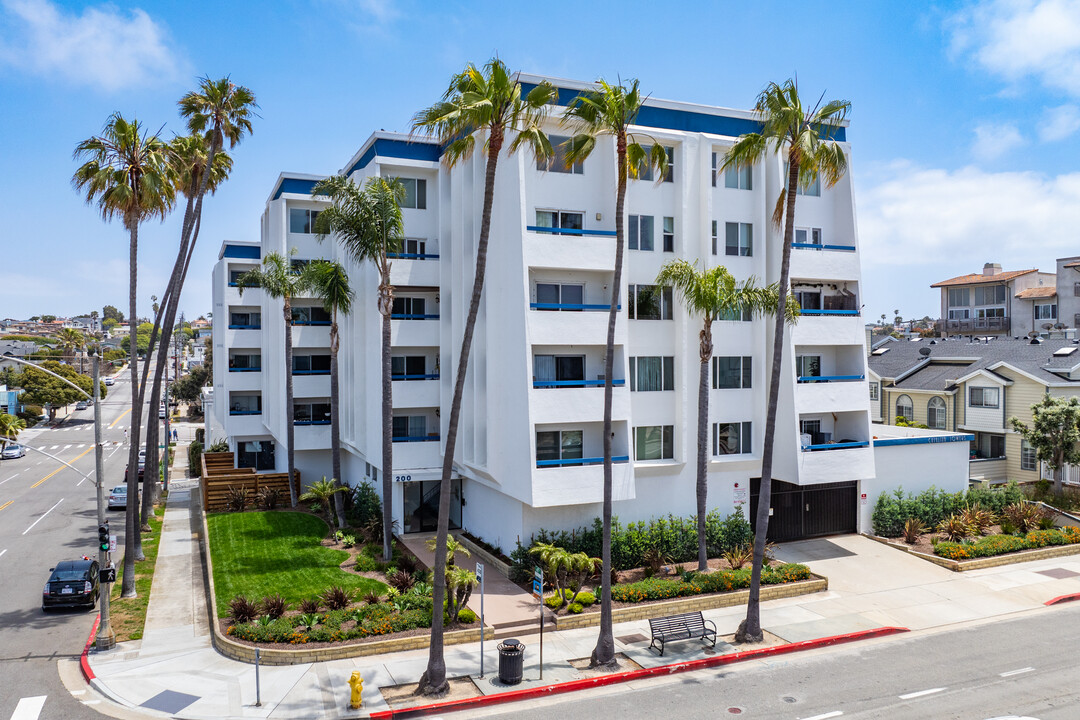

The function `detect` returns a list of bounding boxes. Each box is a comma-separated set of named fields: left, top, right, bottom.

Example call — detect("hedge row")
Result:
left=871, top=483, right=1025, bottom=538
left=226, top=602, right=479, bottom=644
left=934, top=527, right=1080, bottom=560
left=609, top=563, right=812, bottom=603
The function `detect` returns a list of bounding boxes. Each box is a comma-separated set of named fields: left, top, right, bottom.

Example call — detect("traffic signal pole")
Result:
left=93, top=356, right=115, bottom=650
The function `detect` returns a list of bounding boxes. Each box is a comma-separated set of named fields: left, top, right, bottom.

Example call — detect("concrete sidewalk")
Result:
left=85, top=493, right=1080, bottom=719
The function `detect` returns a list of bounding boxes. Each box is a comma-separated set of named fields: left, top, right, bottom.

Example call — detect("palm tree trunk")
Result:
left=284, top=299, right=298, bottom=507
left=592, top=132, right=627, bottom=670
left=380, top=280, right=393, bottom=561
left=122, top=222, right=143, bottom=597
left=419, top=126, right=503, bottom=697
left=736, top=155, right=800, bottom=643
left=330, top=315, right=346, bottom=529
left=697, top=320, right=711, bottom=572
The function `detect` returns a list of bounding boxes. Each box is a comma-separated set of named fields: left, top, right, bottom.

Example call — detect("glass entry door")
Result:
left=402, top=479, right=461, bottom=533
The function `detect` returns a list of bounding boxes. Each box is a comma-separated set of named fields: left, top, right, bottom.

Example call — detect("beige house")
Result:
left=932, top=263, right=1055, bottom=337
left=868, top=336, right=1080, bottom=484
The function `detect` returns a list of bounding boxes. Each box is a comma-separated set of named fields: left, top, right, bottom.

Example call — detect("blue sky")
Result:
left=2, top=0, right=1079, bottom=323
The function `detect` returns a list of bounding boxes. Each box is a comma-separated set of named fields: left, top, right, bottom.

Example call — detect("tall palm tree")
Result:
left=0, top=413, right=25, bottom=442
left=721, top=79, right=849, bottom=643
left=237, top=252, right=313, bottom=507
left=411, top=58, right=554, bottom=696
left=561, top=78, right=668, bottom=670
left=73, top=114, right=175, bottom=596
left=304, top=259, right=354, bottom=529
left=56, top=328, right=85, bottom=364
left=656, top=260, right=790, bottom=571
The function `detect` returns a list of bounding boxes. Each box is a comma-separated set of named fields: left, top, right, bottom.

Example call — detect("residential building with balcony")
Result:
left=208, top=74, right=970, bottom=548
left=932, top=262, right=1055, bottom=337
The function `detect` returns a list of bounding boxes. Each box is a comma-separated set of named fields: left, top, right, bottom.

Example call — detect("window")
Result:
left=947, top=288, right=970, bottom=307
left=293, top=355, right=331, bottom=374
left=973, top=433, right=1005, bottom=459
left=229, top=394, right=261, bottom=414
left=534, top=355, right=586, bottom=385
left=974, top=285, right=1007, bottom=306
left=975, top=307, right=1005, bottom=319
left=229, top=311, right=260, bottom=328
left=662, top=217, right=674, bottom=252
left=537, top=135, right=584, bottom=174
left=399, top=238, right=426, bottom=256
left=713, top=422, right=751, bottom=455
left=634, top=425, right=674, bottom=461
left=392, top=415, right=429, bottom=439
left=290, top=258, right=311, bottom=272
left=1035, top=304, right=1057, bottom=320
left=536, top=209, right=584, bottom=233
left=391, top=297, right=427, bottom=317
left=628, top=285, right=673, bottom=320
left=293, top=400, right=331, bottom=425
left=794, top=227, right=822, bottom=246
left=629, top=215, right=655, bottom=251
left=711, top=220, right=718, bottom=255
left=896, top=394, right=913, bottom=423
left=394, top=178, right=427, bottom=209
left=228, top=269, right=248, bottom=286
left=291, top=306, right=331, bottom=325
left=869, top=382, right=879, bottom=401
left=969, top=387, right=1000, bottom=408
left=794, top=289, right=821, bottom=311
left=948, top=308, right=971, bottom=320
left=797, top=175, right=821, bottom=196
left=229, top=354, right=261, bottom=371
left=927, top=397, right=946, bottom=429
left=1021, top=439, right=1037, bottom=471
left=800, top=419, right=823, bottom=444
left=1075, top=283, right=1080, bottom=298
left=288, top=208, right=320, bottom=234
left=711, top=152, right=718, bottom=187
left=718, top=305, right=752, bottom=322
left=712, top=356, right=752, bottom=389
left=795, top=355, right=820, bottom=379
left=634, top=145, right=674, bottom=182
left=725, top=222, right=753, bottom=257
left=535, top=282, right=584, bottom=310
left=663, top=146, right=674, bottom=182
left=724, top=162, right=752, bottom=190
left=392, top=355, right=427, bottom=379
left=238, top=440, right=274, bottom=471
left=536, top=429, right=583, bottom=465
left=630, top=356, right=674, bottom=391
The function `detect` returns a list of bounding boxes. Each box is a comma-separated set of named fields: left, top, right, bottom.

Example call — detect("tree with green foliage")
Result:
left=656, top=259, right=790, bottom=571
left=299, top=477, right=349, bottom=525
left=55, top=327, right=85, bottom=364
left=102, top=305, right=124, bottom=323
left=411, top=57, right=555, bottom=695
left=721, top=79, right=850, bottom=644
left=1010, top=395, right=1080, bottom=496
left=560, top=77, right=668, bottom=670
left=40, top=315, right=56, bottom=323
left=0, top=413, right=25, bottom=442
left=17, top=361, right=106, bottom=419
left=172, top=364, right=209, bottom=402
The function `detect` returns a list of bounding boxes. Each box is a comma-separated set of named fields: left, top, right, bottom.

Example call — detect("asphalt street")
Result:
left=459, top=603, right=1080, bottom=720
left=0, top=372, right=151, bottom=720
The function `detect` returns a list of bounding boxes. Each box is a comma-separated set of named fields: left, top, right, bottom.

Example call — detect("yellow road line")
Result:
left=0, top=500, right=11, bottom=512
left=31, top=447, right=94, bottom=489
left=109, top=407, right=132, bottom=429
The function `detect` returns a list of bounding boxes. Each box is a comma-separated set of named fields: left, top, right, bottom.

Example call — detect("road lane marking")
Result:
left=0, top=549, right=6, bottom=560
left=898, top=688, right=945, bottom=700
left=0, top=500, right=12, bottom=512
left=23, top=498, right=63, bottom=534
left=10, top=695, right=47, bottom=720
left=109, top=408, right=131, bottom=429
left=48, top=445, right=58, bottom=451
left=63, top=444, right=72, bottom=450
left=802, top=713, right=843, bottom=720
left=1000, top=667, right=1035, bottom=677
left=30, top=446, right=94, bottom=488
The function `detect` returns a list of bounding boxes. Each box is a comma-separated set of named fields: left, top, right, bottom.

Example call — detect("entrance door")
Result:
left=402, top=479, right=461, bottom=533
left=749, top=479, right=857, bottom=541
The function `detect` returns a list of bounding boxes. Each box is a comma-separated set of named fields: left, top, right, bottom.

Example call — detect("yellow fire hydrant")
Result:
left=348, top=672, right=364, bottom=709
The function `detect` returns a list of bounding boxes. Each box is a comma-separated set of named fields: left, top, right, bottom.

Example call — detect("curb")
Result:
left=1045, top=592, right=1080, bottom=606
left=80, top=613, right=100, bottom=682
left=369, top=626, right=910, bottom=719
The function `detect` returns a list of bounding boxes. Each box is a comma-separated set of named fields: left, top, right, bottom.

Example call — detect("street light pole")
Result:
left=93, top=355, right=115, bottom=650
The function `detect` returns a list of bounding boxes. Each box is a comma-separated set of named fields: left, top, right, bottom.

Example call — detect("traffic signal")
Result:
left=98, top=522, right=109, bottom=552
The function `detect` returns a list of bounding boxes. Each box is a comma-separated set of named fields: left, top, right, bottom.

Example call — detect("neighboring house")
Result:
left=868, top=335, right=1080, bottom=485
left=932, top=263, right=1055, bottom=337
left=1056, top=255, right=1080, bottom=331
left=0, top=384, right=21, bottom=415
left=189, top=317, right=211, bottom=341
left=208, top=74, right=971, bottom=547
left=67, top=316, right=101, bottom=333
left=0, top=340, right=39, bottom=373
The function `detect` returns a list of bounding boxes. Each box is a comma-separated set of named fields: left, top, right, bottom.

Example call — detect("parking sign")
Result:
left=532, top=566, right=543, bottom=599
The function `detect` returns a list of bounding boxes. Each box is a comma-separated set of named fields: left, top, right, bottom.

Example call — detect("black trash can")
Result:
left=497, top=638, right=525, bottom=685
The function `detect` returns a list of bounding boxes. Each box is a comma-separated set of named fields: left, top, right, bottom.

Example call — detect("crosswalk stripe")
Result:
left=10, top=695, right=47, bottom=720
left=62, top=445, right=72, bottom=451
left=48, top=445, right=58, bottom=451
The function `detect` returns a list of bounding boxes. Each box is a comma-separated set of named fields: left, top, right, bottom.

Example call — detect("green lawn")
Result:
left=206, top=510, right=386, bottom=617
left=109, top=503, right=165, bottom=641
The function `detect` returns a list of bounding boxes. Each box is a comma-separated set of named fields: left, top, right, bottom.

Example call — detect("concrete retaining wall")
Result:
left=863, top=533, right=1080, bottom=571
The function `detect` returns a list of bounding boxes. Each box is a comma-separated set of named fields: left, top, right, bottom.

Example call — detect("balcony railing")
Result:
left=228, top=366, right=261, bottom=373
left=530, top=303, right=621, bottom=311
left=228, top=324, right=261, bottom=330
left=936, top=317, right=1011, bottom=333
left=391, top=314, right=440, bottom=320
left=797, top=375, right=865, bottom=383
left=533, top=379, right=626, bottom=388
left=802, top=441, right=870, bottom=451
left=391, top=373, right=440, bottom=381
left=536, top=455, right=630, bottom=468
left=393, top=435, right=440, bottom=443
left=800, top=309, right=860, bottom=317
left=387, top=252, right=440, bottom=260
left=294, top=419, right=331, bottom=426
left=293, top=319, right=331, bottom=326
left=793, top=242, right=856, bottom=252
left=527, top=225, right=617, bottom=237
left=293, top=369, right=330, bottom=375
left=229, top=408, right=261, bottom=416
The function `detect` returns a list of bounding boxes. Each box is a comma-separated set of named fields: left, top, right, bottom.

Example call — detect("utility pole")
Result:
left=93, top=355, right=115, bottom=650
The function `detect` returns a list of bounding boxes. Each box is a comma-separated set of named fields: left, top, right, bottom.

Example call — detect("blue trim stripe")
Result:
left=802, top=441, right=870, bottom=451
left=532, top=379, right=626, bottom=388
left=527, top=225, right=617, bottom=237
left=393, top=435, right=440, bottom=443
left=874, top=434, right=975, bottom=447
left=797, top=375, right=865, bottom=383
left=345, top=138, right=442, bottom=177
left=800, top=309, right=861, bottom=316
left=391, top=374, right=440, bottom=380
left=530, top=303, right=620, bottom=311
left=222, top=244, right=261, bottom=259
left=271, top=178, right=320, bottom=201
left=793, top=243, right=857, bottom=252
left=536, top=455, right=631, bottom=467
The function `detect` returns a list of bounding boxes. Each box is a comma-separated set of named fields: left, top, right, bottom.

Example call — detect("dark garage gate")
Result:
left=749, top=478, right=858, bottom=542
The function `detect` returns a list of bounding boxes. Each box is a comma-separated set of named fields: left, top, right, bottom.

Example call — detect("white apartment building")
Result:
left=208, top=74, right=970, bottom=549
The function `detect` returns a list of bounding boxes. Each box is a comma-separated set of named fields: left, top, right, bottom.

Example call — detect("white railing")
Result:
left=1041, top=462, right=1080, bottom=486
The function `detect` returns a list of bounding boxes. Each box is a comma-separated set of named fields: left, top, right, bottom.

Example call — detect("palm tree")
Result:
left=313, top=175, right=404, bottom=557
left=561, top=78, right=668, bottom=670
left=73, top=113, right=175, bottom=596
left=299, top=477, right=348, bottom=525
left=304, top=259, right=354, bottom=529
left=0, top=413, right=25, bottom=442
left=237, top=252, right=313, bottom=507
left=56, top=327, right=85, bottom=364
left=656, top=260, right=790, bottom=571
left=411, top=58, right=554, bottom=696
left=721, top=79, right=849, bottom=643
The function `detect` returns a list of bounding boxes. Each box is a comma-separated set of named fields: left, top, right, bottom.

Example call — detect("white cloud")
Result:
left=971, top=122, right=1025, bottom=161
left=948, top=0, right=1080, bottom=96
left=0, top=0, right=186, bottom=91
left=1039, top=103, right=1080, bottom=140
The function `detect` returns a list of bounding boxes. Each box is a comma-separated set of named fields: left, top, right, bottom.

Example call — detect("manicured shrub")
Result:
left=321, top=585, right=353, bottom=611
left=567, top=602, right=584, bottom=614
left=544, top=593, right=565, bottom=610
left=609, top=564, right=810, bottom=603
left=1024, top=530, right=1067, bottom=548
left=575, top=591, right=596, bottom=606
left=352, top=550, right=380, bottom=572
left=456, top=607, right=477, bottom=623
left=228, top=595, right=259, bottom=624
left=872, top=483, right=1024, bottom=537
left=187, top=440, right=203, bottom=476
left=933, top=527, right=1080, bottom=560
left=260, top=593, right=288, bottom=619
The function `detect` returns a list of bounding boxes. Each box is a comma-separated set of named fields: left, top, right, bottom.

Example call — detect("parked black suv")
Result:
left=42, top=558, right=99, bottom=610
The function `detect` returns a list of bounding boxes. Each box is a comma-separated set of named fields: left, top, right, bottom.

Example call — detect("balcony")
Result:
left=389, top=255, right=440, bottom=287
left=536, top=455, right=629, bottom=468
left=800, top=309, right=860, bottom=317
left=935, top=317, right=1011, bottom=333
left=797, top=442, right=874, bottom=484
left=796, top=375, right=864, bottom=383
left=529, top=303, right=617, bottom=312
left=531, top=458, right=634, bottom=507
left=794, top=377, right=868, bottom=414
left=228, top=366, right=261, bottom=372
left=390, top=313, right=440, bottom=320
left=791, top=314, right=865, bottom=346
left=530, top=382, right=630, bottom=424
left=391, top=318, right=440, bottom=347
left=532, top=379, right=625, bottom=388
left=527, top=308, right=626, bottom=346
left=526, top=226, right=617, bottom=237
left=228, top=323, right=261, bottom=330
left=793, top=242, right=856, bottom=252
left=393, top=436, right=443, bottom=470
left=969, top=457, right=1008, bottom=483
left=293, top=422, right=330, bottom=451
left=393, top=377, right=440, bottom=409
left=524, top=227, right=617, bottom=272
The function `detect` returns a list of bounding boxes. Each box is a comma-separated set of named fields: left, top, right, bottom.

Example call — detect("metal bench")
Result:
left=647, top=611, right=717, bottom=656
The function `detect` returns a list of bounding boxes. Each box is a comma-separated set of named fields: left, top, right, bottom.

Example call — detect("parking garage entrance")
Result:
left=749, top=479, right=857, bottom=542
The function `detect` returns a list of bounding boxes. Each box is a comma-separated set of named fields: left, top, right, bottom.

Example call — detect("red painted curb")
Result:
left=1045, top=592, right=1080, bottom=606
left=369, top=626, right=910, bottom=719
left=80, top=613, right=100, bottom=682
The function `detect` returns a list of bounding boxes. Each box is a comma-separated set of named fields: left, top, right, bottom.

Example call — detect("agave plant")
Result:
left=642, top=547, right=671, bottom=577
left=902, top=518, right=926, bottom=544
left=937, top=514, right=969, bottom=542
left=960, top=505, right=996, bottom=536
